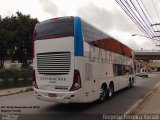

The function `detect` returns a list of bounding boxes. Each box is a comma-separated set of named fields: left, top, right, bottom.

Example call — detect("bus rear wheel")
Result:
left=128, top=78, right=134, bottom=88
left=98, top=87, right=107, bottom=103
left=107, top=83, right=114, bottom=99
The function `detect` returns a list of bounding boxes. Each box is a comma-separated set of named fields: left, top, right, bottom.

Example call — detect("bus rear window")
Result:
left=35, top=18, right=74, bottom=40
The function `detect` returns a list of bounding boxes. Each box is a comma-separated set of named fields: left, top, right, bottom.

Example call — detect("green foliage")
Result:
left=0, top=68, right=32, bottom=89
left=0, top=12, right=38, bottom=68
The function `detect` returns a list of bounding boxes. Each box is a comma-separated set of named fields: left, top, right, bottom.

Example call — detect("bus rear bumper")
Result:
left=33, top=88, right=82, bottom=103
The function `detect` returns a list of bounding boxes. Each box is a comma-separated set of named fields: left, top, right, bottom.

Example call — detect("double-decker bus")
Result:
left=33, top=16, right=135, bottom=103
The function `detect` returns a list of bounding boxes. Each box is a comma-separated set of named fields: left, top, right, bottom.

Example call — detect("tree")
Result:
left=0, top=17, right=13, bottom=68
left=13, top=12, right=38, bottom=66
left=0, top=12, right=38, bottom=68
left=0, top=16, right=4, bottom=68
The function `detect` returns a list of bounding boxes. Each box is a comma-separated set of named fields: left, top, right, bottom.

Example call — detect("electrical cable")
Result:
left=115, top=0, right=160, bottom=45
left=116, top=0, right=153, bottom=37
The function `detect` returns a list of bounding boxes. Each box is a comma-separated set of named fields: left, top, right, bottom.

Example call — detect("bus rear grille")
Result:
left=37, top=52, right=71, bottom=75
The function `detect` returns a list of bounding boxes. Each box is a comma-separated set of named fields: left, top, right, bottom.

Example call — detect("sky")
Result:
left=0, top=0, right=160, bottom=50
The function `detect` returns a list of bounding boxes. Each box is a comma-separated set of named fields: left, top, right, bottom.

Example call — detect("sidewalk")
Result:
left=136, top=82, right=160, bottom=114
left=0, top=86, right=33, bottom=97
left=125, top=82, right=160, bottom=115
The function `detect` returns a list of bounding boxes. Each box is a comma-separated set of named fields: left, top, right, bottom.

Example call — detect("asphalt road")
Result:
left=0, top=73, right=160, bottom=120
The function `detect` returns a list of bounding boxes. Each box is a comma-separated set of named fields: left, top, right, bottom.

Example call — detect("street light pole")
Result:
left=131, top=34, right=153, bottom=39
left=131, top=34, right=160, bottom=41
left=132, top=34, right=160, bottom=46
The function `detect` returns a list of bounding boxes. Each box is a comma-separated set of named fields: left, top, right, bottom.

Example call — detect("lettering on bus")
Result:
left=40, top=76, right=66, bottom=81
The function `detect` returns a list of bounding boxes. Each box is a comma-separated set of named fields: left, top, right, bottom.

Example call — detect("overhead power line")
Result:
left=115, top=0, right=160, bottom=46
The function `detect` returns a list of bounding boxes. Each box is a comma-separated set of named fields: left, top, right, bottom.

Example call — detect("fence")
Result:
left=0, top=68, right=32, bottom=89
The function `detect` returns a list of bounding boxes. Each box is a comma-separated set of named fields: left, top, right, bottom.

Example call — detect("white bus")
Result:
left=33, top=16, right=135, bottom=103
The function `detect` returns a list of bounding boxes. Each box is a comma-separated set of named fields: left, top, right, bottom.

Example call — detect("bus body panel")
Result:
left=82, top=61, right=100, bottom=102
left=34, top=87, right=83, bottom=103
left=34, top=37, right=74, bottom=92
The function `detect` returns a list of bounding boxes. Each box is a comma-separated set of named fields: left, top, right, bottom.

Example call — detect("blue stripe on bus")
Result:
left=74, top=17, right=83, bottom=56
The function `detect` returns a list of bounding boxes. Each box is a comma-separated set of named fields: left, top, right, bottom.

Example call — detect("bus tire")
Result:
left=98, top=86, right=107, bottom=103
left=107, top=83, right=114, bottom=99
left=128, top=78, right=134, bottom=88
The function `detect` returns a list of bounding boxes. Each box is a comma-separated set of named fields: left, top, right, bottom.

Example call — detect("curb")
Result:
left=0, top=86, right=33, bottom=97
left=0, top=91, right=23, bottom=97
left=124, top=82, right=160, bottom=115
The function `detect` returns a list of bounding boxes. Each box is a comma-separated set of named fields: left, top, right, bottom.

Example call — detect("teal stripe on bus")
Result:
left=74, top=17, right=83, bottom=56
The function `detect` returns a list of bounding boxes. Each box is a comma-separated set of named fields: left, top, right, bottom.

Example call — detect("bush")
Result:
left=0, top=69, right=4, bottom=78
left=0, top=68, right=32, bottom=89
left=2, top=69, right=14, bottom=88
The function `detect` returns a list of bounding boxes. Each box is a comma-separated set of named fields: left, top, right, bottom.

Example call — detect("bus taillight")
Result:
left=69, top=69, right=81, bottom=91
left=33, top=70, right=38, bottom=89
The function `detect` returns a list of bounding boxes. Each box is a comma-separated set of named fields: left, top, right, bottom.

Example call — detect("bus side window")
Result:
left=113, top=64, right=117, bottom=76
